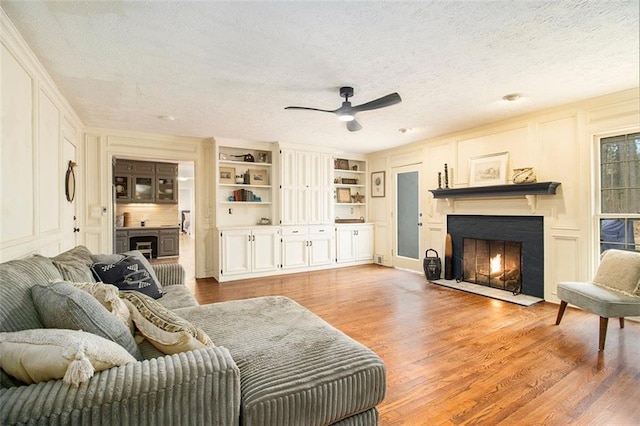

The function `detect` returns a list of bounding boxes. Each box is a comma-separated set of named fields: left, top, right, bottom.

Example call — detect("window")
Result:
left=599, top=132, right=640, bottom=252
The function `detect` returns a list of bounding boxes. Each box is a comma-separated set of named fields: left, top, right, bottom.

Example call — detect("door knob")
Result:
left=418, top=223, right=423, bottom=227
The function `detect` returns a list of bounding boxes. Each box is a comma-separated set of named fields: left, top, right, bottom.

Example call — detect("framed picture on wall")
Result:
left=371, top=171, right=385, bottom=197
left=219, top=167, right=235, bottom=184
left=469, top=152, right=509, bottom=187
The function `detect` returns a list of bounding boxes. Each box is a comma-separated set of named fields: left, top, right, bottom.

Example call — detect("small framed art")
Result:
left=336, top=187, right=352, bottom=203
left=249, top=169, right=268, bottom=185
left=469, top=152, right=509, bottom=187
left=219, top=167, right=235, bottom=184
left=371, top=171, right=385, bottom=197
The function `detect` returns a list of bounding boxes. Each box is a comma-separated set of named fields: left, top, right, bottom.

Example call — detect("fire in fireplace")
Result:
left=462, top=238, right=523, bottom=294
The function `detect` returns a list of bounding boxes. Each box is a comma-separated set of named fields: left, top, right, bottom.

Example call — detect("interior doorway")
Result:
left=392, top=164, right=423, bottom=271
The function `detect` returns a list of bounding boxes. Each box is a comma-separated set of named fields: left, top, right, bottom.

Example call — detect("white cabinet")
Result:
left=220, top=227, right=280, bottom=277
left=281, top=225, right=334, bottom=270
left=336, top=224, right=374, bottom=263
left=280, top=149, right=333, bottom=225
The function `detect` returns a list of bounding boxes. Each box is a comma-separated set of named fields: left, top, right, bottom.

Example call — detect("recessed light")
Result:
left=159, top=115, right=175, bottom=121
left=399, top=128, right=413, bottom=134
left=502, top=93, right=522, bottom=102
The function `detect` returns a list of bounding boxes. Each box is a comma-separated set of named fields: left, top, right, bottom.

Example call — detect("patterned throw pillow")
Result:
left=91, top=256, right=163, bottom=299
left=120, top=291, right=214, bottom=355
left=31, top=282, right=142, bottom=360
left=0, top=329, right=136, bottom=386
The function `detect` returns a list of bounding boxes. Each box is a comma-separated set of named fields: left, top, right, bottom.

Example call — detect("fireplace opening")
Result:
left=463, top=238, right=523, bottom=294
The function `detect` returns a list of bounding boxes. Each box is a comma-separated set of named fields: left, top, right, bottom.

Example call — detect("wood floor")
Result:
left=160, top=242, right=640, bottom=425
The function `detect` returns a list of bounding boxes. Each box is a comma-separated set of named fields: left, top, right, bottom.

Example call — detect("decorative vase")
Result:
left=512, top=167, right=536, bottom=184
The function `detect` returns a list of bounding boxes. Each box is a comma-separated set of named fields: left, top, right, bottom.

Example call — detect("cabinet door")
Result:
left=309, top=230, right=334, bottom=266
left=355, top=225, right=374, bottom=261
left=221, top=229, right=252, bottom=275
left=159, top=230, right=179, bottom=256
left=156, top=175, right=177, bottom=203
left=132, top=174, right=155, bottom=202
left=252, top=228, right=280, bottom=273
left=114, top=175, right=131, bottom=202
left=115, top=160, right=134, bottom=173
left=336, top=227, right=356, bottom=263
left=156, top=163, right=178, bottom=175
left=281, top=234, right=309, bottom=270
left=131, top=161, right=155, bottom=174
left=280, top=149, right=298, bottom=225
left=115, top=232, right=129, bottom=253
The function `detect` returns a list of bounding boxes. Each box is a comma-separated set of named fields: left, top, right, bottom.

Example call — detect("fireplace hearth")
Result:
left=448, top=215, right=544, bottom=298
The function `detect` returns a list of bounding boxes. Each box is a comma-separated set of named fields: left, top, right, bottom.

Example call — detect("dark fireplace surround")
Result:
left=447, top=215, right=544, bottom=298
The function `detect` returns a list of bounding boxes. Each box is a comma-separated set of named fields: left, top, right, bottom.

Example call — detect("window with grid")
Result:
left=599, top=132, right=640, bottom=252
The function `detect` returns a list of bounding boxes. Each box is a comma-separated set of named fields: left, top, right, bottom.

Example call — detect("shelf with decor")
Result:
left=429, top=181, right=561, bottom=213
left=333, top=157, right=367, bottom=223
left=217, top=144, right=275, bottom=227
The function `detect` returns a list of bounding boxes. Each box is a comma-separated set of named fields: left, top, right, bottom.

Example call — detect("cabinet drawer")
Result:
left=309, top=225, right=332, bottom=235
left=128, top=230, right=159, bottom=237
left=115, top=230, right=128, bottom=238
left=281, top=226, right=307, bottom=237
left=131, top=161, right=156, bottom=174
left=159, top=228, right=179, bottom=235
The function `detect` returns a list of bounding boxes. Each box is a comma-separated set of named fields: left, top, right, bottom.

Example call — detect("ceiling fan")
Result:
left=284, top=86, right=402, bottom=132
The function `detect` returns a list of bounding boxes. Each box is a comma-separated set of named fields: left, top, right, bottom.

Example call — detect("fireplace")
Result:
left=447, top=215, right=544, bottom=298
left=462, top=238, right=523, bottom=294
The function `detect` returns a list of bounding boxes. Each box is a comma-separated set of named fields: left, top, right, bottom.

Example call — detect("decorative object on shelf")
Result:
left=65, top=160, right=77, bottom=202
left=335, top=158, right=350, bottom=170
left=218, top=152, right=229, bottom=160
left=115, top=215, right=124, bottom=227
left=423, top=249, right=442, bottom=281
left=341, top=178, right=358, bottom=185
left=336, top=187, right=352, bottom=203
left=437, top=172, right=442, bottom=189
left=257, top=152, right=268, bottom=163
left=335, top=217, right=366, bottom=223
left=443, top=164, right=449, bottom=189
left=371, top=171, right=385, bottom=197
left=444, top=234, right=453, bottom=280
left=123, top=212, right=131, bottom=227
left=352, top=164, right=359, bottom=171
left=248, top=169, right=268, bottom=185
left=512, top=167, right=537, bottom=184
left=235, top=175, right=244, bottom=184
left=351, top=192, right=365, bottom=203
left=219, top=167, right=235, bottom=184
left=334, top=177, right=341, bottom=184
left=257, top=217, right=271, bottom=225
left=230, top=153, right=255, bottom=162
left=469, top=152, right=509, bottom=187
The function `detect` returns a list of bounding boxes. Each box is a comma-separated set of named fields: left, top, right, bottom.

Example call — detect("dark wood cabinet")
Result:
left=159, top=229, right=180, bottom=256
left=115, top=227, right=179, bottom=257
left=115, top=160, right=178, bottom=204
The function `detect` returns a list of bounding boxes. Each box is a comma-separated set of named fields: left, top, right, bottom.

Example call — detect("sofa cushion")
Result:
left=157, top=284, right=199, bottom=310
left=592, top=249, right=640, bottom=296
left=51, top=245, right=96, bottom=282
left=92, top=255, right=163, bottom=299
left=0, top=329, right=136, bottom=386
left=120, top=291, right=214, bottom=355
left=0, top=254, right=61, bottom=333
left=92, top=250, right=163, bottom=289
left=175, top=296, right=386, bottom=425
left=31, top=282, right=142, bottom=360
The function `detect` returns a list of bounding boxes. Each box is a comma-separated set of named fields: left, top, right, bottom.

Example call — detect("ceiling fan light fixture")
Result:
left=338, top=113, right=355, bottom=122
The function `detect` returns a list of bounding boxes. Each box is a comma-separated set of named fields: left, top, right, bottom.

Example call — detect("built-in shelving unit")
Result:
left=333, top=157, right=367, bottom=222
left=429, top=182, right=561, bottom=213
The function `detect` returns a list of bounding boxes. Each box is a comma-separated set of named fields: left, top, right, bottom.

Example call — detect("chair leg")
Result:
left=619, top=317, right=625, bottom=328
left=599, top=317, right=609, bottom=351
left=555, top=301, right=568, bottom=325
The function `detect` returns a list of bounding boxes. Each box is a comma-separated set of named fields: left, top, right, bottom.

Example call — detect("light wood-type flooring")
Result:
left=158, top=238, right=640, bottom=425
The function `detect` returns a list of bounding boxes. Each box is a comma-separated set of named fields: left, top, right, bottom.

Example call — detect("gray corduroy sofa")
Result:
left=0, top=246, right=385, bottom=425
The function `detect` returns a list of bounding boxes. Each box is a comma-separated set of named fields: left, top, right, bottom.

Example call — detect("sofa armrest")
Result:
left=0, top=347, right=240, bottom=425
left=152, top=263, right=186, bottom=287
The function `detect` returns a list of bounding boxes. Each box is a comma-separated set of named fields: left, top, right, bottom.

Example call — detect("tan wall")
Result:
left=367, top=88, right=640, bottom=301
left=115, top=204, right=180, bottom=228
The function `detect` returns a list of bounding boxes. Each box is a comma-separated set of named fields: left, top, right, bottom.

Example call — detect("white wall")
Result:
left=367, top=88, right=640, bottom=301
left=1, top=10, right=84, bottom=261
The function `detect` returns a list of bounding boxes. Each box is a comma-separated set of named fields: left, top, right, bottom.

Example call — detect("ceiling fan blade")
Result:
left=346, top=119, right=362, bottom=132
left=352, top=93, right=402, bottom=113
left=284, top=106, right=334, bottom=113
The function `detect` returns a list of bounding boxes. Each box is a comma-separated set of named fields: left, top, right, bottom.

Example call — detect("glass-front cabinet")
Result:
left=156, top=176, right=177, bottom=203
left=132, top=175, right=154, bottom=202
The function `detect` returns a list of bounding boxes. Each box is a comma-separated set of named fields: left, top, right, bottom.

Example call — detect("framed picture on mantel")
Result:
left=469, top=152, right=509, bottom=187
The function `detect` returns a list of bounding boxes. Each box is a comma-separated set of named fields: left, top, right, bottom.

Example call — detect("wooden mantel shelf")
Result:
left=429, top=182, right=561, bottom=213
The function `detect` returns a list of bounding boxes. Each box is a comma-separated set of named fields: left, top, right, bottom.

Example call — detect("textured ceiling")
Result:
left=2, top=1, right=639, bottom=154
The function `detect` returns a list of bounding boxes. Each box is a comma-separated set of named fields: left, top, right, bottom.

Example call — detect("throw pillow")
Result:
left=91, top=255, right=163, bottom=299
left=120, top=291, right=214, bottom=355
left=51, top=245, right=96, bottom=282
left=31, top=282, right=142, bottom=360
left=592, top=249, right=640, bottom=296
left=57, top=280, right=133, bottom=333
left=92, top=250, right=163, bottom=290
left=0, top=329, right=136, bottom=386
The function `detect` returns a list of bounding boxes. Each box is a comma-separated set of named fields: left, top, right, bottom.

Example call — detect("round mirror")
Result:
left=65, top=161, right=76, bottom=202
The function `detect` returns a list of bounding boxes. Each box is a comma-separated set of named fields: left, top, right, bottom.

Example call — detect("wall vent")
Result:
left=374, top=254, right=384, bottom=264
